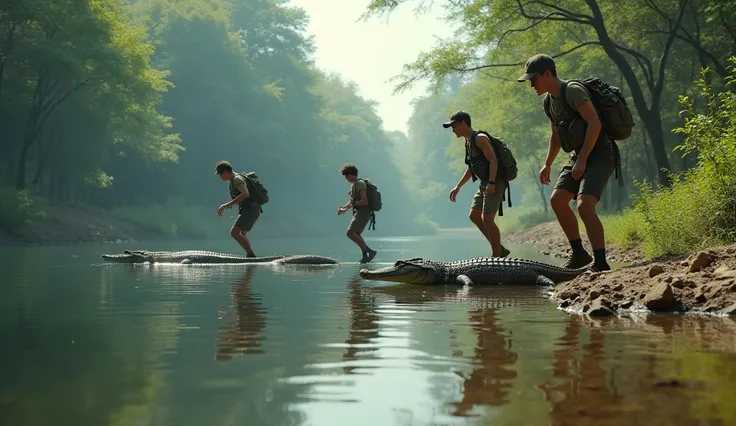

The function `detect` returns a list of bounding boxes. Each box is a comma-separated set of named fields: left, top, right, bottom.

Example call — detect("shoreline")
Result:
left=0, top=203, right=175, bottom=247
left=506, top=222, right=736, bottom=317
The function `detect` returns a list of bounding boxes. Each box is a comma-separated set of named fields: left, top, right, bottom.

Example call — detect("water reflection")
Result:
left=451, top=307, right=518, bottom=417
left=214, top=267, right=267, bottom=360
left=342, top=277, right=379, bottom=375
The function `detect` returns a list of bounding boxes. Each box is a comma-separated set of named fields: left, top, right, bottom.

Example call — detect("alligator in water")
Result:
left=358, top=256, right=590, bottom=286
left=102, top=250, right=339, bottom=265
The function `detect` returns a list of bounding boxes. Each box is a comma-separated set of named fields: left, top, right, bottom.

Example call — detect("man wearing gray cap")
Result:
left=444, top=110, right=511, bottom=258
left=517, top=54, right=615, bottom=272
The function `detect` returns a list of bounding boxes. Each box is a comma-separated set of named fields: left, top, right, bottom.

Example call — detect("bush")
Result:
left=628, top=57, right=736, bottom=257
left=0, top=187, right=47, bottom=232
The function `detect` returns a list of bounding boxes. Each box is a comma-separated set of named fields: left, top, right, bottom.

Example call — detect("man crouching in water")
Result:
left=216, top=161, right=259, bottom=257
left=337, top=163, right=377, bottom=263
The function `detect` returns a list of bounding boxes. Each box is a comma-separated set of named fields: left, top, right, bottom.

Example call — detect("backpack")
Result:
left=544, top=78, right=635, bottom=141
left=471, top=131, right=518, bottom=217
left=474, top=130, right=518, bottom=182
left=241, top=172, right=269, bottom=205
left=358, top=178, right=382, bottom=212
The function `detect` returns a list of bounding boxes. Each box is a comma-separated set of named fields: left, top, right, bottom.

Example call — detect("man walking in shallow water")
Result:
left=337, top=163, right=378, bottom=264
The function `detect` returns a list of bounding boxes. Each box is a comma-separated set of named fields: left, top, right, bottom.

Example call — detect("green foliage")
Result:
left=110, top=197, right=219, bottom=239
left=0, top=187, right=47, bottom=232
left=628, top=58, right=736, bottom=257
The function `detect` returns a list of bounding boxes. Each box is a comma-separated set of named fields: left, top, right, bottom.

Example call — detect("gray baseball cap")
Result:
left=517, top=54, right=556, bottom=82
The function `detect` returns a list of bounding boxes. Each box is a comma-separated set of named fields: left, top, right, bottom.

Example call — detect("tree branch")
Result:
left=653, top=0, right=687, bottom=99
left=519, top=0, right=594, bottom=23
left=457, top=41, right=601, bottom=73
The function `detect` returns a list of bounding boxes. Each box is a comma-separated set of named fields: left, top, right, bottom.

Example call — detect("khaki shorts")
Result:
left=234, top=204, right=260, bottom=232
left=470, top=179, right=505, bottom=215
left=554, top=145, right=615, bottom=201
left=348, top=208, right=373, bottom=234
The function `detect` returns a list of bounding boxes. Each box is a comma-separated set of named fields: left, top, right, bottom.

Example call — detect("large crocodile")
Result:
left=102, top=250, right=339, bottom=265
left=358, top=256, right=590, bottom=286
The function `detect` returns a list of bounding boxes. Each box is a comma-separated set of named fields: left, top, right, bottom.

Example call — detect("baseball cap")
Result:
left=517, top=54, right=556, bottom=82
left=442, top=110, right=471, bottom=128
left=215, top=161, right=232, bottom=175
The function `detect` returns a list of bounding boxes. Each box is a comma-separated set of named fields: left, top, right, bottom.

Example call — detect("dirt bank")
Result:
left=0, top=204, right=169, bottom=246
left=506, top=221, right=643, bottom=264
left=507, top=222, right=736, bottom=317
left=548, top=246, right=736, bottom=316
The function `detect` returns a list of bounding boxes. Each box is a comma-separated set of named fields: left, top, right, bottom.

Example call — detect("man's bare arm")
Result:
left=353, top=189, right=369, bottom=207
left=227, top=183, right=250, bottom=207
left=475, top=134, right=498, bottom=182
left=544, top=122, right=562, bottom=167
left=575, top=100, right=602, bottom=162
left=455, top=167, right=472, bottom=189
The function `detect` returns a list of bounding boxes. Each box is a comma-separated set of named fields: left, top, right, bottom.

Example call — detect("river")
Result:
left=1, top=234, right=735, bottom=426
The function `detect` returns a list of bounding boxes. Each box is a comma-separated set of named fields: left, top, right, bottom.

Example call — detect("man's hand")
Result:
left=485, top=183, right=496, bottom=195
left=539, top=165, right=551, bottom=185
left=218, top=202, right=232, bottom=216
left=449, top=186, right=460, bottom=203
left=337, top=206, right=349, bottom=215
left=572, top=157, right=586, bottom=180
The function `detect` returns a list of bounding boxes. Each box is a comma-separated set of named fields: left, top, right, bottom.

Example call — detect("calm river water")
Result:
left=1, top=234, right=736, bottom=426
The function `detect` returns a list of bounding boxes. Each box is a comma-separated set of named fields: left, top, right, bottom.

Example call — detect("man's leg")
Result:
left=469, top=188, right=509, bottom=257
left=577, top=161, right=615, bottom=271
left=347, top=209, right=376, bottom=263
left=232, top=205, right=260, bottom=257
left=551, top=166, right=592, bottom=268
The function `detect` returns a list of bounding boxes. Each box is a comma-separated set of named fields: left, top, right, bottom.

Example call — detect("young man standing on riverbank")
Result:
left=337, top=163, right=378, bottom=263
left=444, top=110, right=511, bottom=258
left=517, top=54, right=615, bottom=272
left=215, top=161, right=259, bottom=257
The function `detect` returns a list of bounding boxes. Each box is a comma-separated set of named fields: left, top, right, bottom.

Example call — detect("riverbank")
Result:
left=0, top=204, right=173, bottom=246
left=506, top=222, right=736, bottom=317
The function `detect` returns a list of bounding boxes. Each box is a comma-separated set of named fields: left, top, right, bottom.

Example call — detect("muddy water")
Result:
left=1, top=235, right=735, bottom=426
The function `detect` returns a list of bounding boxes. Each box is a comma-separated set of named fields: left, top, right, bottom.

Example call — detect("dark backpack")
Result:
left=544, top=78, right=635, bottom=141
left=358, top=178, right=382, bottom=212
left=241, top=172, right=269, bottom=205
left=471, top=130, right=518, bottom=217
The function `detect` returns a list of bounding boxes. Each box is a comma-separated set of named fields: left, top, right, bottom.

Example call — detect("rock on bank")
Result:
left=549, top=245, right=736, bottom=317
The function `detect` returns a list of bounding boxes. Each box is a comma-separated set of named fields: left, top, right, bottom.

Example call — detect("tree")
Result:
left=361, top=0, right=731, bottom=187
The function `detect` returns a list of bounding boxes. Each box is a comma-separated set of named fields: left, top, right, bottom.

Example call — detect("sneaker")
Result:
left=246, top=252, right=257, bottom=258
left=589, top=263, right=611, bottom=273
left=562, top=251, right=593, bottom=269
left=364, top=249, right=377, bottom=263
left=500, top=246, right=511, bottom=258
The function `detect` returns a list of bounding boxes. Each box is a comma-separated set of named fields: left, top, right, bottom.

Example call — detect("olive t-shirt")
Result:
left=350, top=179, right=370, bottom=210
left=546, top=81, right=611, bottom=160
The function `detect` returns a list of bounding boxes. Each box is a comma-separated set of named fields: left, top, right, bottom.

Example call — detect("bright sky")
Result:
left=289, top=0, right=456, bottom=134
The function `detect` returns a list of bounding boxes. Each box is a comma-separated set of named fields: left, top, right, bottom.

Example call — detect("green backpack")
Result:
left=544, top=78, right=635, bottom=141
left=358, top=178, right=382, bottom=212
left=232, top=172, right=269, bottom=205
left=475, top=130, right=518, bottom=182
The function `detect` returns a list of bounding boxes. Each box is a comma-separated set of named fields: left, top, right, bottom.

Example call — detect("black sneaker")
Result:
left=500, top=246, right=511, bottom=258
left=563, top=251, right=593, bottom=269
left=589, top=263, right=611, bottom=273
left=363, top=249, right=377, bottom=263
left=246, top=252, right=257, bottom=258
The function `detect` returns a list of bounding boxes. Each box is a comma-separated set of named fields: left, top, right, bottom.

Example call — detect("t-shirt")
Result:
left=546, top=81, right=610, bottom=158
left=350, top=179, right=369, bottom=209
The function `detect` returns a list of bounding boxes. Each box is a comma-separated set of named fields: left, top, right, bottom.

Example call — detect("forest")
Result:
left=1, top=0, right=736, bottom=252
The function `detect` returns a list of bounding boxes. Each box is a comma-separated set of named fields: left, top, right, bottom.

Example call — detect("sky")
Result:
left=288, top=0, right=456, bottom=134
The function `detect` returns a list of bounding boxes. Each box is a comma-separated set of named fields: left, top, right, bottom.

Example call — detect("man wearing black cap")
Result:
left=517, top=54, right=615, bottom=272
left=444, top=110, right=511, bottom=258
left=215, top=160, right=259, bottom=257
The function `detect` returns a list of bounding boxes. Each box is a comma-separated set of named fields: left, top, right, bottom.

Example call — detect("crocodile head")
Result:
left=359, top=258, right=441, bottom=285
left=101, top=250, right=151, bottom=263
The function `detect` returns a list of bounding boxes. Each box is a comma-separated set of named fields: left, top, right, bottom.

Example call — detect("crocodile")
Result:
left=102, top=250, right=339, bottom=265
left=358, top=256, right=591, bottom=286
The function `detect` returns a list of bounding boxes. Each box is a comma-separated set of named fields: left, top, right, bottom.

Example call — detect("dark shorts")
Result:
left=348, top=208, right=373, bottom=234
left=554, top=144, right=615, bottom=201
left=470, top=179, right=505, bottom=215
left=233, top=204, right=260, bottom=232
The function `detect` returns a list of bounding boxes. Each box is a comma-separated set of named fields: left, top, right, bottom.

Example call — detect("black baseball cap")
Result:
left=442, top=110, right=471, bottom=128
left=517, top=54, right=556, bottom=82
left=215, top=160, right=232, bottom=175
